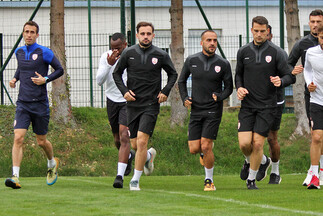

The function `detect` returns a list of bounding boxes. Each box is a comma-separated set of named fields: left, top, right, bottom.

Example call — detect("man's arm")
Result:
left=160, top=53, right=178, bottom=96
left=303, top=52, right=313, bottom=87
left=178, top=58, right=191, bottom=103
left=288, top=40, right=301, bottom=67
left=276, top=49, right=295, bottom=87
left=112, top=51, right=128, bottom=96
left=213, top=61, right=233, bottom=101
left=96, top=52, right=113, bottom=86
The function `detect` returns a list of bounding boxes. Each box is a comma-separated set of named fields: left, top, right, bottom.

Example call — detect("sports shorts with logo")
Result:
left=310, top=103, right=323, bottom=130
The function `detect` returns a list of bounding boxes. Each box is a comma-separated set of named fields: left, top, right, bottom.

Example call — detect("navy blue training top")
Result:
left=14, top=43, right=64, bottom=102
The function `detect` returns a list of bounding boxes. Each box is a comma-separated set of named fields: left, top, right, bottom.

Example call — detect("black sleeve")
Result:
left=14, top=69, right=20, bottom=81
left=235, top=48, right=244, bottom=89
left=213, top=61, right=233, bottom=101
left=47, top=55, right=64, bottom=82
left=288, top=40, right=301, bottom=67
left=178, top=57, right=191, bottom=103
left=160, top=53, right=178, bottom=96
left=277, top=49, right=295, bottom=87
left=113, top=50, right=128, bottom=96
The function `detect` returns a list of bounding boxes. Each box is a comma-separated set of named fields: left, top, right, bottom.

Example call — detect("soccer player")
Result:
left=113, top=22, right=177, bottom=191
left=266, top=25, right=283, bottom=184
left=5, top=21, right=64, bottom=189
left=303, top=26, right=323, bottom=189
left=288, top=9, right=323, bottom=186
left=96, top=33, right=135, bottom=189
left=235, top=16, right=294, bottom=189
left=178, top=30, right=233, bottom=191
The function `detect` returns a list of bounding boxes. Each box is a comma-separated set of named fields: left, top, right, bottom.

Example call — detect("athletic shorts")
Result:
left=14, top=100, right=50, bottom=135
left=127, top=104, right=160, bottom=139
left=188, top=111, right=222, bottom=141
left=270, top=104, right=284, bottom=131
left=310, top=103, right=323, bottom=130
left=238, top=107, right=275, bottom=137
left=106, top=97, right=127, bottom=134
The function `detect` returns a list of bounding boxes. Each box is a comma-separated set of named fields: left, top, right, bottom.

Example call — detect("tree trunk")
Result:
left=285, top=0, right=310, bottom=136
left=169, top=0, right=187, bottom=127
left=50, top=0, right=75, bottom=126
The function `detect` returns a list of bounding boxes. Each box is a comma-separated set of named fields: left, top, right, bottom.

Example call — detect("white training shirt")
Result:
left=304, top=45, right=323, bottom=106
left=96, top=50, right=127, bottom=103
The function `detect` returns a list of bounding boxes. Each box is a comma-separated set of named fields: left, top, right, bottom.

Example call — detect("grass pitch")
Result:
left=1, top=174, right=322, bottom=216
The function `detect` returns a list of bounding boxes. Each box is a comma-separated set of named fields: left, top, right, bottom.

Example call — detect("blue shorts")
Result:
left=14, top=100, right=50, bottom=135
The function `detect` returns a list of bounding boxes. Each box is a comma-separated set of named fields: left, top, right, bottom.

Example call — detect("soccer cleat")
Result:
left=307, top=175, right=320, bottom=189
left=268, top=173, right=282, bottom=184
left=124, top=149, right=135, bottom=176
left=204, top=178, right=216, bottom=191
left=5, top=175, right=21, bottom=189
left=240, top=160, right=250, bottom=180
left=319, top=171, right=323, bottom=186
left=47, top=157, right=59, bottom=186
left=144, top=147, right=157, bottom=176
left=256, top=156, right=272, bottom=181
left=199, top=153, right=204, bottom=166
left=129, top=180, right=140, bottom=191
left=113, top=175, right=123, bottom=188
left=246, top=179, right=258, bottom=190
left=303, top=170, right=313, bottom=186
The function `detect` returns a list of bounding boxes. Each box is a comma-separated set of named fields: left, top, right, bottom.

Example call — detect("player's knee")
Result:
left=252, top=141, right=263, bottom=152
left=311, top=133, right=322, bottom=146
left=36, top=138, right=47, bottom=147
left=14, top=134, right=25, bottom=146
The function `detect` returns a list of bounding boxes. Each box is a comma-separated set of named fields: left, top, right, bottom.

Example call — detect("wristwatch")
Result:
left=44, top=76, right=49, bottom=83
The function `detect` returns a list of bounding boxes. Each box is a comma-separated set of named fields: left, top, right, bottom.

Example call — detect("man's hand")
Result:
left=31, top=72, right=46, bottom=85
left=124, top=90, right=136, bottom=101
left=9, top=78, right=17, bottom=88
left=212, top=93, right=217, bottom=102
left=107, top=50, right=120, bottom=66
left=270, top=76, right=281, bottom=87
left=308, top=82, right=317, bottom=92
left=157, top=92, right=168, bottom=103
left=237, top=87, right=249, bottom=100
left=184, top=97, right=192, bottom=109
left=291, top=65, right=304, bottom=75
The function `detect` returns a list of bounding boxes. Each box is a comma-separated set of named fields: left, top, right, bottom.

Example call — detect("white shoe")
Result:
left=144, top=147, right=157, bottom=176
left=320, top=171, right=323, bottom=186
left=129, top=180, right=140, bottom=191
left=303, top=170, right=313, bottom=186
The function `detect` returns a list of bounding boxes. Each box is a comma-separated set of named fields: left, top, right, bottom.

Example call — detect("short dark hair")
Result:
left=201, top=30, right=217, bottom=39
left=268, top=24, right=272, bottom=34
left=252, top=16, right=268, bottom=27
left=23, top=21, right=39, bottom=33
left=309, top=9, right=323, bottom=18
left=136, top=21, right=154, bottom=33
left=111, top=32, right=126, bottom=43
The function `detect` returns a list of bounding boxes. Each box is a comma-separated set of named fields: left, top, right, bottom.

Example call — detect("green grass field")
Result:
left=1, top=175, right=322, bottom=216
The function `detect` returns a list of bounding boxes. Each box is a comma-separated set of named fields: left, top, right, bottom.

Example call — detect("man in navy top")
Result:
left=5, top=21, right=64, bottom=189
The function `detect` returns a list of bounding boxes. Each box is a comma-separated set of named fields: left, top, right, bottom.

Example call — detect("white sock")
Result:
left=117, top=162, right=127, bottom=178
left=131, top=169, right=143, bottom=182
left=13, top=166, right=20, bottom=178
left=247, top=168, right=258, bottom=181
left=47, top=158, right=56, bottom=168
left=320, top=155, right=323, bottom=171
left=204, top=167, right=214, bottom=182
left=271, top=161, right=279, bottom=175
left=244, top=155, right=250, bottom=163
left=146, top=151, right=151, bottom=163
left=311, top=165, right=319, bottom=177
left=261, top=155, right=267, bottom=164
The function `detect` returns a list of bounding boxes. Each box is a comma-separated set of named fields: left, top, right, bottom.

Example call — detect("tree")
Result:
left=285, top=0, right=310, bottom=136
left=169, top=0, right=187, bottom=127
left=50, top=0, right=75, bottom=125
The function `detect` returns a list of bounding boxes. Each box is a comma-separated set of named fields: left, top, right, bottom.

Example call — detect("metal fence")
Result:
left=1, top=33, right=294, bottom=109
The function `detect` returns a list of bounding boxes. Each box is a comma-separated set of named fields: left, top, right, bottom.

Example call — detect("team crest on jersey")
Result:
left=215, top=66, right=221, bottom=73
left=152, top=57, right=158, bottom=65
left=265, top=56, right=272, bottom=63
left=32, top=54, right=38, bottom=60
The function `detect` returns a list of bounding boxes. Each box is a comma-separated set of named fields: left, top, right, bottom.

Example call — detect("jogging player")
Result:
left=288, top=9, right=323, bottom=186
left=303, top=26, right=323, bottom=189
left=235, top=16, right=294, bottom=189
left=178, top=30, right=233, bottom=191
left=113, top=22, right=177, bottom=191
left=5, top=21, right=63, bottom=189
left=96, top=32, right=135, bottom=189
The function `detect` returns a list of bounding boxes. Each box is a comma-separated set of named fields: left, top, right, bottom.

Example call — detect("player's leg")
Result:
left=201, top=137, right=215, bottom=191
left=267, top=130, right=281, bottom=184
left=307, top=129, right=322, bottom=189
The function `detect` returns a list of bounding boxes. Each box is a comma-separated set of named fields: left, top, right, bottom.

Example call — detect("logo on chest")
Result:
left=32, top=54, right=38, bottom=61
left=214, top=66, right=221, bottom=73
left=152, top=57, right=158, bottom=65
left=265, top=56, right=272, bottom=63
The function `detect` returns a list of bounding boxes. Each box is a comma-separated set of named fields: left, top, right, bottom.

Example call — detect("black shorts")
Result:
left=310, top=103, right=323, bottom=130
left=14, top=100, right=50, bottom=135
left=188, top=111, right=222, bottom=141
left=238, top=107, right=275, bottom=137
left=127, top=104, right=160, bottom=139
left=106, top=97, right=127, bottom=134
left=270, top=104, right=284, bottom=131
